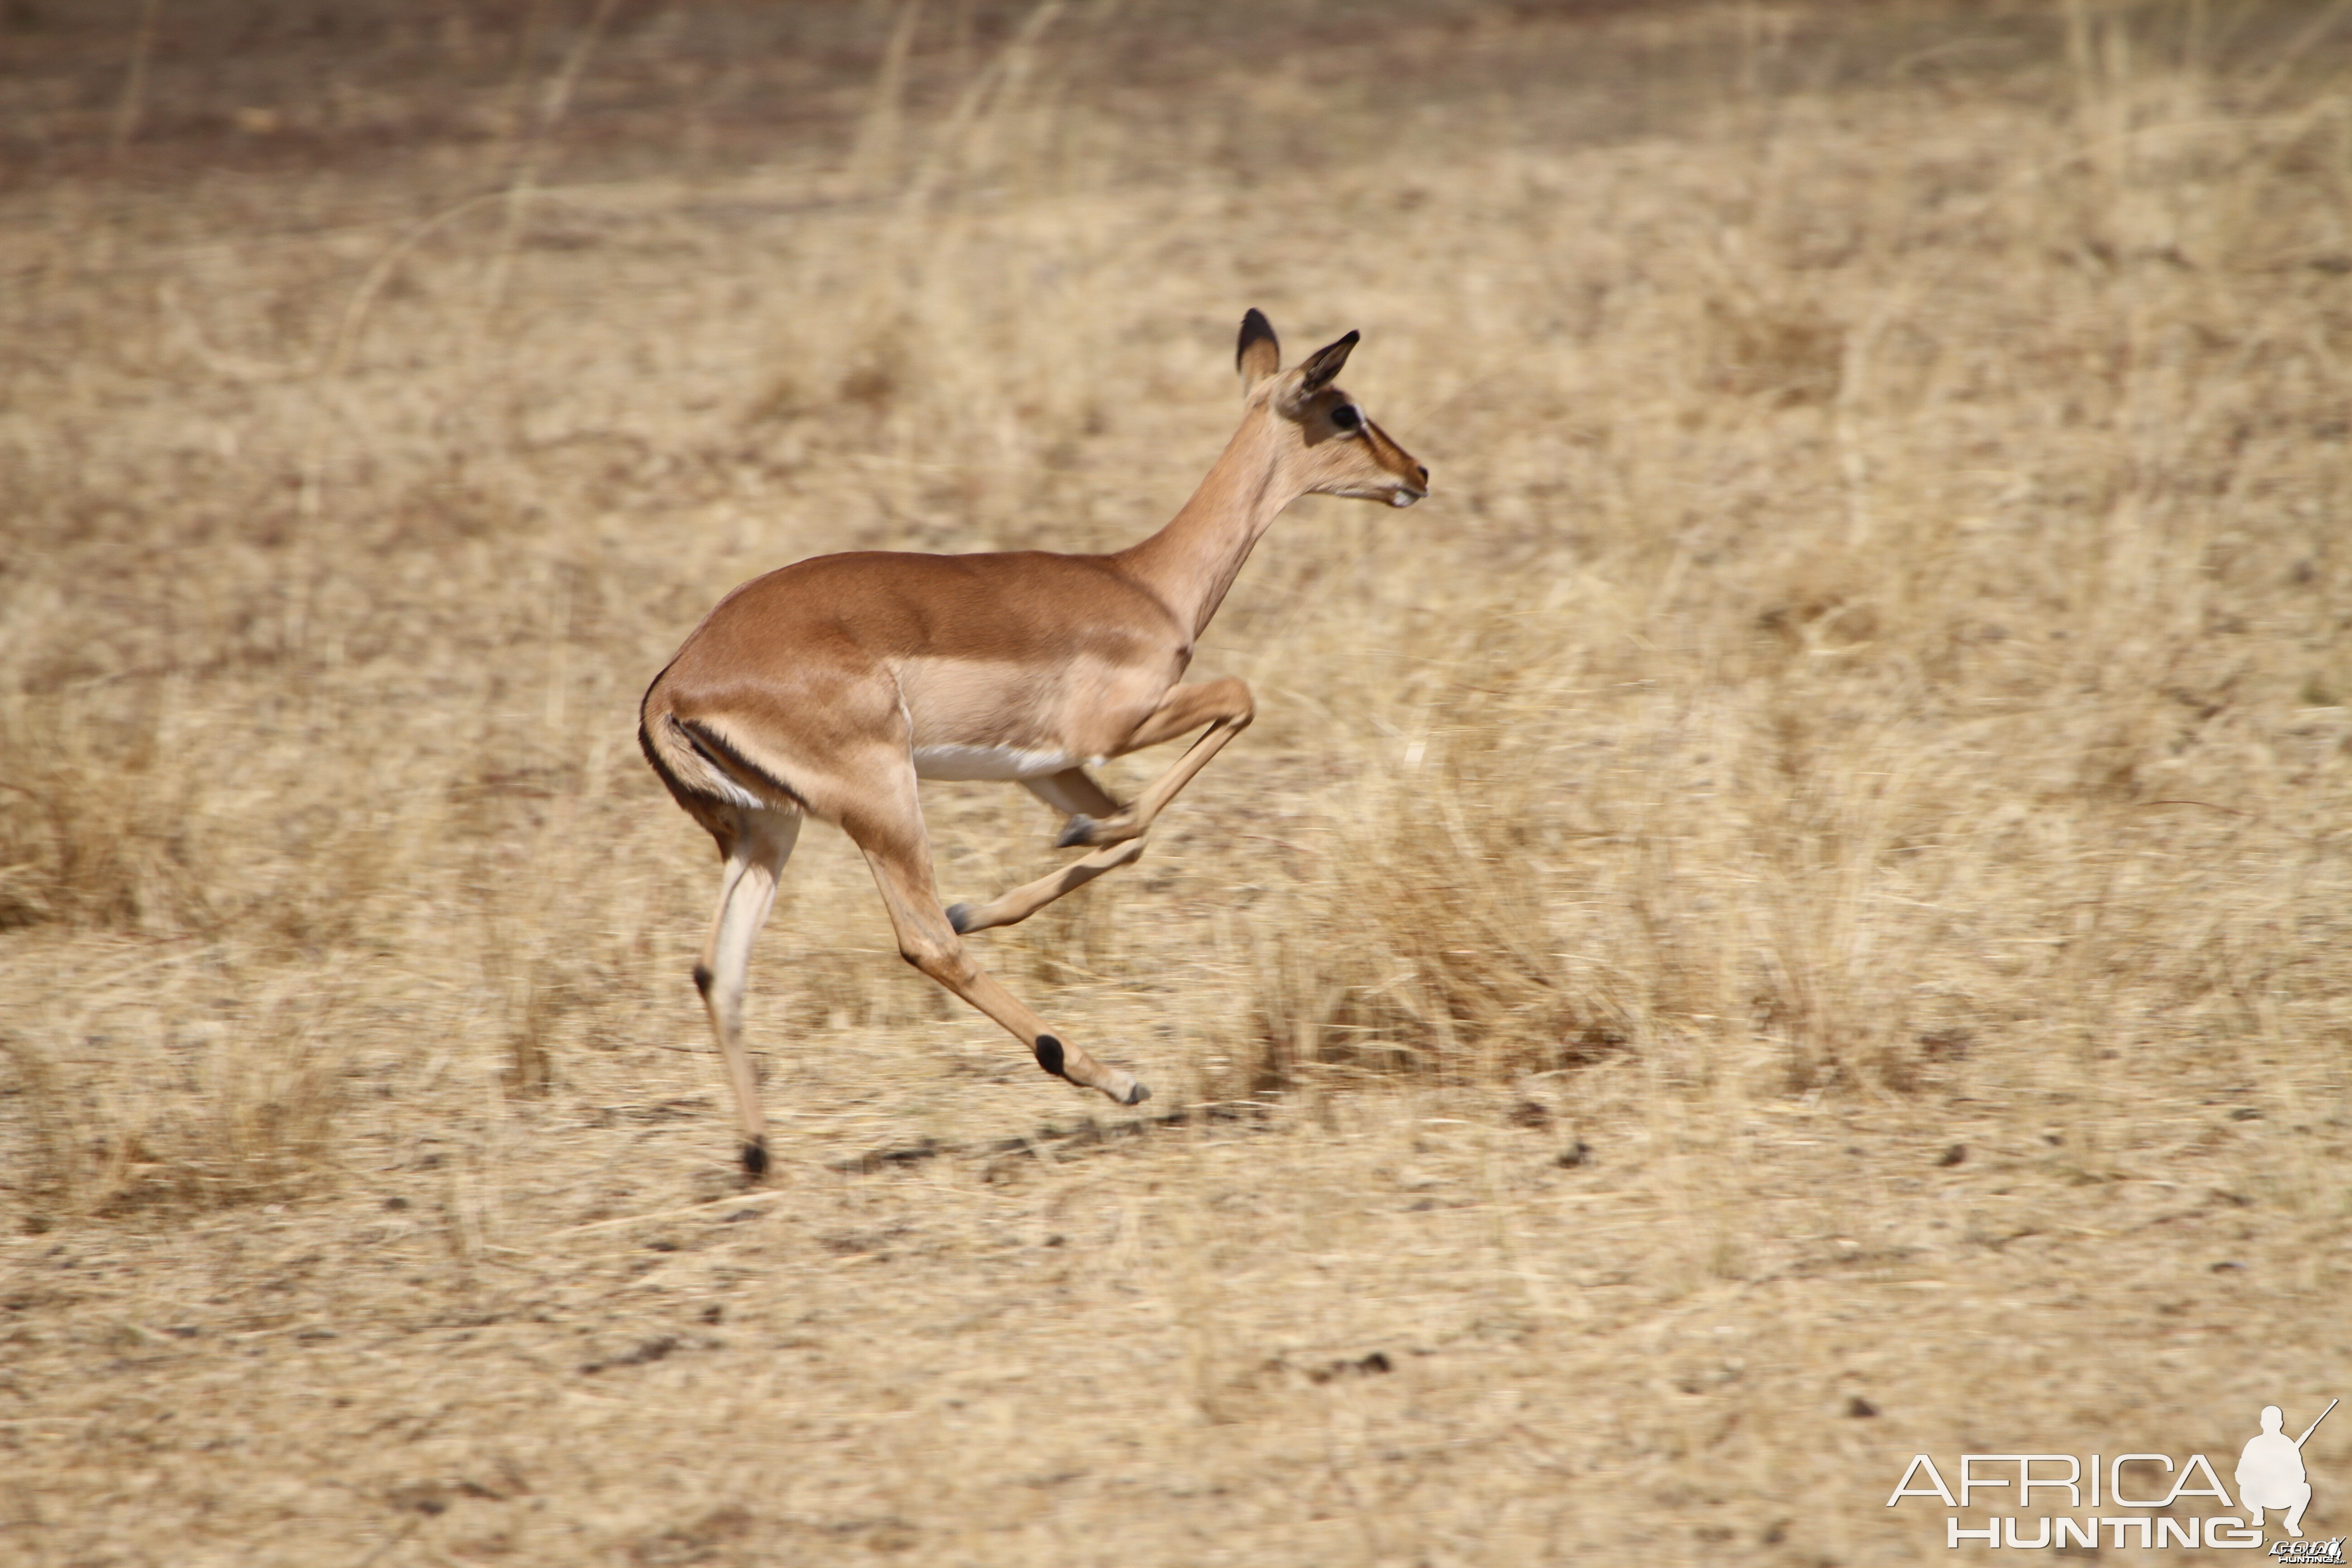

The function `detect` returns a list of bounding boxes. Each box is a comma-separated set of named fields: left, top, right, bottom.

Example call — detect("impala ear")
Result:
left=1236, top=308, right=1281, bottom=396
left=1294, top=330, right=1358, bottom=396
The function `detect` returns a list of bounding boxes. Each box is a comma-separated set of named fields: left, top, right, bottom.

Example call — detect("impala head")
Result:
left=1235, top=309, right=1429, bottom=508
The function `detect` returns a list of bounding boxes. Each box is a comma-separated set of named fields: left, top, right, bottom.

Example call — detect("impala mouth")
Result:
left=1389, top=487, right=1425, bottom=508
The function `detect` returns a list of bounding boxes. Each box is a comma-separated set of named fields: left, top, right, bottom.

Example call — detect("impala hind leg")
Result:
left=694, top=808, right=802, bottom=1176
left=843, top=776, right=1149, bottom=1106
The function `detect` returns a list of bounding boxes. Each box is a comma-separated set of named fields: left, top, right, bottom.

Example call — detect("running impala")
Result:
left=639, top=310, right=1429, bottom=1174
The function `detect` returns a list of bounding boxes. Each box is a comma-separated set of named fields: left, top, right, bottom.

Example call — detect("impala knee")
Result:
left=1207, top=678, right=1255, bottom=731
left=899, top=932, right=979, bottom=989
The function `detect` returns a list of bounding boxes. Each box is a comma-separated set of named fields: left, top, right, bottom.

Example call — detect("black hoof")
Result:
left=741, top=1137, right=769, bottom=1177
left=946, top=902, right=975, bottom=935
left=1055, top=816, right=1096, bottom=849
left=1126, top=1081, right=1152, bottom=1106
left=1033, top=1034, right=1066, bottom=1077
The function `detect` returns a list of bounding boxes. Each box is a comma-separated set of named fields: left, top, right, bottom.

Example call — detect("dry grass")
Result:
left=3, top=1, right=2350, bottom=1562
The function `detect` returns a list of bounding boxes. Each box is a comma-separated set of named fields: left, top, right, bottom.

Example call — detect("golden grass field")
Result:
left=4, top=0, right=2350, bottom=1561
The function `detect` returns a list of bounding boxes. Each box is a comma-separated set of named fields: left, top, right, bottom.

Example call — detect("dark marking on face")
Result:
left=1034, top=1034, right=1066, bottom=1077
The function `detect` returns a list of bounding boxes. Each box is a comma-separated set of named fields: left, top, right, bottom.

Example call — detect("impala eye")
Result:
left=1330, top=404, right=1362, bottom=431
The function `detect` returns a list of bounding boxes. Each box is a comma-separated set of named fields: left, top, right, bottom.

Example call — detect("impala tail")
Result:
left=638, top=686, right=806, bottom=835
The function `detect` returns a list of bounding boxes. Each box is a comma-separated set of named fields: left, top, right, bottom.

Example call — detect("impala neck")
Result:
left=1113, top=410, right=1299, bottom=641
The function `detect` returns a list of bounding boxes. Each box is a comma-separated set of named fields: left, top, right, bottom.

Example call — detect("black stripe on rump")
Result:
left=677, top=718, right=811, bottom=813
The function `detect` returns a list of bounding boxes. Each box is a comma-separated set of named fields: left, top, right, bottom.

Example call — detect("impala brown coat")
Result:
left=641, top=310, right=1427, bottom=1174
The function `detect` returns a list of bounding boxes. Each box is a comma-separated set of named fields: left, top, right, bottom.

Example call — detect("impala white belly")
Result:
left=912, top=744, right=1078, bottom=782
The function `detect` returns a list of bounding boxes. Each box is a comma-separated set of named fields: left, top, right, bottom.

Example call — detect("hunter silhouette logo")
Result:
left=2242, top=1401, right=2337, bottom=1540
left=1886, top=1397, right=2341, bottom=1553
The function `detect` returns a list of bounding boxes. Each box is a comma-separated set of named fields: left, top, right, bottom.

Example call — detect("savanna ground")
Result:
left=4, top=0, right=2351, bottom=1562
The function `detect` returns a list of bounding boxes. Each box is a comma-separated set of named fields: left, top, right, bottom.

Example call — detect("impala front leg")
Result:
left=946, top=680, right=1253, bottom=935
left=1059, top=677, right=1254, bottom=848
left=947, top=835, right=1147, bottom=935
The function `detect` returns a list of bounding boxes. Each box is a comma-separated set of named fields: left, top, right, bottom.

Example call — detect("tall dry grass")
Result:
left=3, top=0, right=2347, bottom=1209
